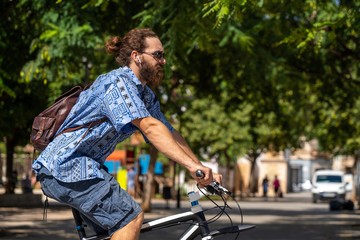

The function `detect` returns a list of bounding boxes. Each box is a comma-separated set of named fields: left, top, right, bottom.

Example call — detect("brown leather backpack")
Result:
left=30, top=85, right=104, bottom=151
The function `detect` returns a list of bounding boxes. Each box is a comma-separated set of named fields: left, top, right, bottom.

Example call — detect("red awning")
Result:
left=107, top=150, right=126, bottom=162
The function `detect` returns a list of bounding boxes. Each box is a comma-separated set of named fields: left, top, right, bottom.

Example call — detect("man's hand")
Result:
left=190, top=166, right=223, bottom=187
left=212, top=172, right=223, bottom=185
left=190, top=165, right=212, bottom=186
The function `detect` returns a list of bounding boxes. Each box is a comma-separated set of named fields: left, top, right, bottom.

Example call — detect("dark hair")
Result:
left=105, top=28, right=159, bottom=66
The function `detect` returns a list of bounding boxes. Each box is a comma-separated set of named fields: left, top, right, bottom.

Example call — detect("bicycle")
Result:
left=72, top=170, right=255, bottom=240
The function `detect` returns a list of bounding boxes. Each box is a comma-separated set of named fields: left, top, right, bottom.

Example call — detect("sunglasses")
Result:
left=141, top=51, right=165, bottom=61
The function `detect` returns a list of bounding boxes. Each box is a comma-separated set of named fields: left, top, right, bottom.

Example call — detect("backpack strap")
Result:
left=54, top=82, right=104, bottom=137
left=55, top=118, right=107, bottom=138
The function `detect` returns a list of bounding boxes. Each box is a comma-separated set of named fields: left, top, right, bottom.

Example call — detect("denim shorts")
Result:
left=37, top=166, right=142, bottom=236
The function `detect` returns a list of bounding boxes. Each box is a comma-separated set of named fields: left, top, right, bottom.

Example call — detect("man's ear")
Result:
left=131, top=51, right=141, bottom=65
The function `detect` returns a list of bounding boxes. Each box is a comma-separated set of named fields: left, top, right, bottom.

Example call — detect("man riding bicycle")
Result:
left=32, top=28, right=222, bottom=240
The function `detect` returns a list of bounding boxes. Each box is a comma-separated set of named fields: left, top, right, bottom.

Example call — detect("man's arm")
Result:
left=172, top=129, right=222, bottom=184
left=171, top=129, right=199, bottom=163
left=132, top=116, right=214, bottom=185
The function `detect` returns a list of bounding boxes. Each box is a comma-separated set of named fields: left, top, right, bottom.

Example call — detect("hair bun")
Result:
left=105, top=36, right=122, bottom=55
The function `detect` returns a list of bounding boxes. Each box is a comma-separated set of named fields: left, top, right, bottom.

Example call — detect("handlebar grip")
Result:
left=195, top=169, right=205, bottom=178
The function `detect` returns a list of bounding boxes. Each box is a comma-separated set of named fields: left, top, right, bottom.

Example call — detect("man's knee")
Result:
left=111, top=211, right=144, bottom=240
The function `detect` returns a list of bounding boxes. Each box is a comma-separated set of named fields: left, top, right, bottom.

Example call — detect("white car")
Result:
left=311, top=170, right=347, bottom=203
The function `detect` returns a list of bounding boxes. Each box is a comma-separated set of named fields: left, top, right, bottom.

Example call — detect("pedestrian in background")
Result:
left=262, top=175, right=269, bottom=199
left=127, top=167, right=136, bottom=198
left=273, top=175, right=282, bottom=199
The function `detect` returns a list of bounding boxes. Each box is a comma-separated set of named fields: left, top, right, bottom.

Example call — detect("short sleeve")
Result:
left=148, top=99, right=174, bottom=132
left=143, top=86, right=174, bottom=132
left=101, top=75, right=150, bottom=132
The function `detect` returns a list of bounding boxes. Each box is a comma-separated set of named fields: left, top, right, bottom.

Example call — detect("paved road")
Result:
left=0, top=191, right=359, bottom=240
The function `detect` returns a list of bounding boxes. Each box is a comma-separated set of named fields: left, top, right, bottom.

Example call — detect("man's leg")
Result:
left=111, top=211, right=144, bottom=240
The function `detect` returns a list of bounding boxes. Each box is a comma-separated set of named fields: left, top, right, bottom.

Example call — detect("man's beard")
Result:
left=139, top=61, right=164, bottom=87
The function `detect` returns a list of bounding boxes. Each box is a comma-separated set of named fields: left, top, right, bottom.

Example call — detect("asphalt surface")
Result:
left=1, top=191, right=360, bottom=240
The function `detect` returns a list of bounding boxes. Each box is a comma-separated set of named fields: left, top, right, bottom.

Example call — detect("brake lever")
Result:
left=195, top=170, right=232, bottom=196
left=209, top=182, right=232, bottom=195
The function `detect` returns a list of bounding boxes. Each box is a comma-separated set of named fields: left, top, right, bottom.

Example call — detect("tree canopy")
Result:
left=0, top=0, right=359, bottom=194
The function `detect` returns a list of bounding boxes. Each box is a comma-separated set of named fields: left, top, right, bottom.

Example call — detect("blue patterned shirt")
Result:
left=32, top=67, right=174, bottom=182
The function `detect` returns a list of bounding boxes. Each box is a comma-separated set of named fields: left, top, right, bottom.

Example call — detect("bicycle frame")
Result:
left=73, top=207, right=254, bottom=240
left=72, top=181, right=255, bottom=240
left=141, top=210, right=255, bottom=240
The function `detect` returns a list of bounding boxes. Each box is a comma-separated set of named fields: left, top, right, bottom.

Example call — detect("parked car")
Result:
left=311, top=170, right=348, bottom=203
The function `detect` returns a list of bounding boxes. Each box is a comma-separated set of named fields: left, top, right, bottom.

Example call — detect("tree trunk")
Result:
left=141, top=144, right=158, bottom=212
left=247, top=150, right=260, bottom=197
left=5, top=136, right=16, bottom=194
left=0, top=149, right=3, bottom=188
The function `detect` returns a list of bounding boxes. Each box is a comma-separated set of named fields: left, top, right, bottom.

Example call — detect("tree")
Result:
left=180, top=96, right=252, bottom=187
left=0, top=0, right=51, bottom=193
left=0, top=0, right=143, bottom=193
left=135, top=0, right=360, bottom=194
left=2, top=0, right=359, bottom=200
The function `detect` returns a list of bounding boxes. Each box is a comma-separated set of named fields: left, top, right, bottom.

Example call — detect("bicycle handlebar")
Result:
left=195, top=170, right=232, bottom=196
